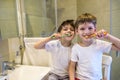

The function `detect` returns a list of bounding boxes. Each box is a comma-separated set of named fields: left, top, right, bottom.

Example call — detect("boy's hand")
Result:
left=96, top=29, right=107, bottom=39
left=51, top=33, right=72, bottom=39
left=50, top=33, right=61, bottom=40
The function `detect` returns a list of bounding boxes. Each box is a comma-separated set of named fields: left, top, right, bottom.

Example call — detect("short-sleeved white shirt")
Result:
left=45, top=40, right=73, bottom=76
left=71, top=39, right=112, bottom=80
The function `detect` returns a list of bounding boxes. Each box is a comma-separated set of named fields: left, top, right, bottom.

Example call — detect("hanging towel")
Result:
left=23, top=37, right=51, bottom=67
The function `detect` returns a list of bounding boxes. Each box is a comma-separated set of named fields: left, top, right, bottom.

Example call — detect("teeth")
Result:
left=84, top=34, right=96, bottom=39
left=66, top=33, right=72, bottom=37
left=84, top=36, right=89, bottom=39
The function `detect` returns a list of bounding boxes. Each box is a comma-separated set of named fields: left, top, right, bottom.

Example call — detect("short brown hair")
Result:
left=75, top=13, right=97, bottom=29
left=57, top=19, right=75, bottom=32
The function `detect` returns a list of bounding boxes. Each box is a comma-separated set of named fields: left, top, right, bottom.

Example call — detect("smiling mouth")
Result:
left=62, top=33, right=72, bottom=37
left=51, top=33, right=72, bottom=39
left=84, top=34, right=96, bottom=39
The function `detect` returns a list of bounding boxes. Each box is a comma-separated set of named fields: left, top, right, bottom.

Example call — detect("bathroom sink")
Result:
left=8, top=65, right=50, bottom=80
left=0, top=75, right=8, bottom=80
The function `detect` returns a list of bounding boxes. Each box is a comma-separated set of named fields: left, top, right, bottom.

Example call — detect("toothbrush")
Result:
left=85, top=32, right=107, bottom=39
left=62, top=33, right=72, bottom=37
left=51, top=33, right=72, bottom=39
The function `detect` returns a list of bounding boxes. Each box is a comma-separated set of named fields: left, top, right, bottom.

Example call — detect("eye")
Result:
left=88, top=27, right=93, bottom=30
left=70, top=28, right=74, bottom=31
left=80, top=28, right=85, bottom=30
left=62, top=28, right=67, bottom=31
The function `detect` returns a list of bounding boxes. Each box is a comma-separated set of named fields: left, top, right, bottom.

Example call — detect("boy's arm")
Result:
left=96, top=29, right=120, bottom=51
left=34, top=33, right=62, bottom=49
left=106, top=34, right=120, bottom=51
left=69, top=61, right=76, bottom=80
left=34, top=36, right=52, bottom=49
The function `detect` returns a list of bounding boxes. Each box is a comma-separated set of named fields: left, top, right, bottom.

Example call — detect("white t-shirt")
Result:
left=45, top=40, right=73, bottom=76
left=71, top=39, right=112, bottom=80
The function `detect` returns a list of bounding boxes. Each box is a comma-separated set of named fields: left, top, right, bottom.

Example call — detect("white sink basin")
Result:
left=0, top=75, right=8, bottom=80
left=8, top=65, right=50, bottom=80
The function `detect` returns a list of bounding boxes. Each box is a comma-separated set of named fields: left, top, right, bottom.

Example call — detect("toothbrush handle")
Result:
left=90, top=31, right=108, bottom=38
left=51, top=33, right=71, bottom=39
left=51, top=35, right=55, bottom=39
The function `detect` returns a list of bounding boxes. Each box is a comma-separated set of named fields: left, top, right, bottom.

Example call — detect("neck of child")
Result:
left=60, top=40, right=71, bottom=47
left=80, top=39, right=93, bottom=47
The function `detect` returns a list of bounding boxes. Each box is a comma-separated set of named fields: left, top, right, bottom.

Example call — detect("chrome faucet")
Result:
left=1, top=61, right=15, bottom=76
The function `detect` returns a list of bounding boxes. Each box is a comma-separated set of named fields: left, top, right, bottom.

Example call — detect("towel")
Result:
left=23, top=37, right=51, bottom=67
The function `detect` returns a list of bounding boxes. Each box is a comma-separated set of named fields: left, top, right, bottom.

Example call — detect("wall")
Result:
left=0, top=39, right=9, bottom=72
left=0, top=0, right=18, bottom=39
left=111, top=0, right=120, bottom=80
left=8, top=38, right=20, bottom=63
left=0, top=38, right=20, bottom=72
left=0, top=0, right=19, bottom=72
left=57, top=0, right=77, bottom=26
left=57, top=0, right=77, bottom=42
left=24, top=0, right=55, bottom=37
left=77, top=0, right=110, bottom=31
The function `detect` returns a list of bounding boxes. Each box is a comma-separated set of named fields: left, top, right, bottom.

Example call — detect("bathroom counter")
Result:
left=8, top=65, right=50, bottom=80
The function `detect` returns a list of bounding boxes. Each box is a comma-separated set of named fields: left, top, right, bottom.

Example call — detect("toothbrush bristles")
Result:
left=61, top=33, right=71, bottom=38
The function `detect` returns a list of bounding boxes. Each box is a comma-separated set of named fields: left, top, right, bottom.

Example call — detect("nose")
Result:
left=84, top=29, right=90, bottom=34
left=66, top=29, right=72, bottom=33
left=67, top=29, right=71, bottom=31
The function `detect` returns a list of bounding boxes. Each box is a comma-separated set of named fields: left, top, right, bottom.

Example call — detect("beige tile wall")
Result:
left=111, top=0, right=120, bottom=80
left=24, top=0, right=55, bottom=37
left=57, top=0, right=77, bottom=26
left=0, top=0, right=18, bottom=39
left=77, top=0, right=110, bottom=31
left=0, top=39, right=9, bottom=72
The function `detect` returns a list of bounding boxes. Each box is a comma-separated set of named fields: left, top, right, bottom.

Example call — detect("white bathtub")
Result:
left=7, top=65, right=50, bottom=80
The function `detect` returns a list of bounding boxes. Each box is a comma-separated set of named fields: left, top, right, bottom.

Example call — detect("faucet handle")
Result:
left=1, top=61, right=9, bottom=76
left=2, top=61, right=15, bottom=72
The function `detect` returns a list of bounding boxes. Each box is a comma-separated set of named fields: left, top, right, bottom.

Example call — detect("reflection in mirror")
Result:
left=23, top=0, right=56, bottom=37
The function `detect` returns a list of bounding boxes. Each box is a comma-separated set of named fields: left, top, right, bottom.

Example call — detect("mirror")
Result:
left=23, top=0, right=56, bottom=37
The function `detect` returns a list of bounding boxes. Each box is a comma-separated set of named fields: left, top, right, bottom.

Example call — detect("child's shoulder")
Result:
left=46, top=40, right=60, bottom=47
left=47, top=39, right=59, bottom=44
left=95, top=39, right=111, bottom=45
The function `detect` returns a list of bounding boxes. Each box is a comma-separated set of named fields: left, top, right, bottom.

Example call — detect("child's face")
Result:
left=76, top=22, right=96, bottom=41
left=60, top=24, right=75, bottom=41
